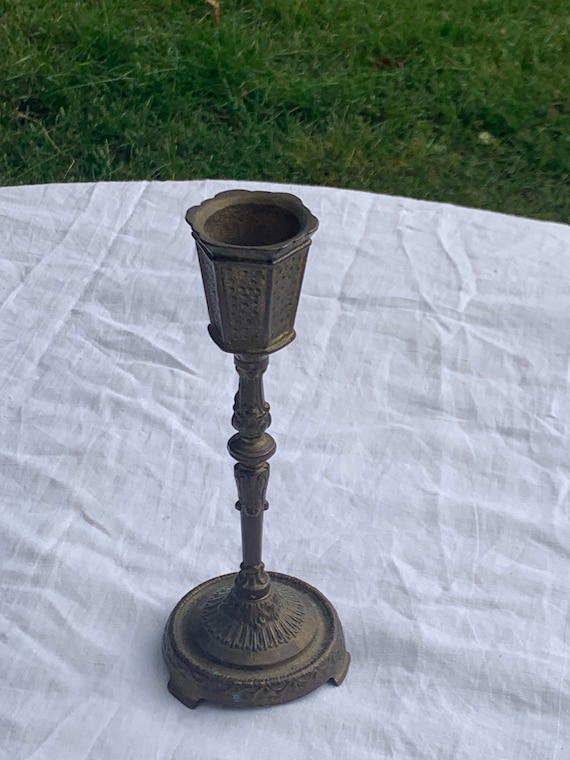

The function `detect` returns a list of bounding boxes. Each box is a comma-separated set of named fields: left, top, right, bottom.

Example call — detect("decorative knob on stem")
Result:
left=162, top=190, right=350, bottom=708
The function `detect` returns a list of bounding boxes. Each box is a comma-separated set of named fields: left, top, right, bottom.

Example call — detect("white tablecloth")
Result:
left=1, top=180, right=569, bottom=760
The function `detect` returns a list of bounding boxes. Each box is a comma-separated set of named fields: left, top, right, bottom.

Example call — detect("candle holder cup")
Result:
left=163, top=190, right=350, bottom=708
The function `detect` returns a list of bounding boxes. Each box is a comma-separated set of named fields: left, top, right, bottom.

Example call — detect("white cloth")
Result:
left=1, top=180, right=569, bottom=760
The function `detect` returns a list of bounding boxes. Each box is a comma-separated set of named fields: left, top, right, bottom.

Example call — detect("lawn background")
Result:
left=1, top=0, right=569, bottom=222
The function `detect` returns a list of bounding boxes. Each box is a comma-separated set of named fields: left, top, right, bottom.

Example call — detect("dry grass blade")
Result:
left=206, top=0, right=221, bottom=26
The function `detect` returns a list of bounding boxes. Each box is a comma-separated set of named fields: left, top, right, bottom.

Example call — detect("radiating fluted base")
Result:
left=163, top=572, right=350, bottom=708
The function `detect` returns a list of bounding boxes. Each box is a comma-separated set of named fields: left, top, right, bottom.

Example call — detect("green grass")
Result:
left=1, top=0, right=569, bottom=221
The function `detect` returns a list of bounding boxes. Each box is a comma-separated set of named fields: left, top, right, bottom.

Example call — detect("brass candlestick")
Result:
left=163, top=190, right=350, bottom=708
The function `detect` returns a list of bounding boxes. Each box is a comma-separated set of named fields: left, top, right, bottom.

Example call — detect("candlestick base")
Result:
left=163, top=572, right=350, bottom=709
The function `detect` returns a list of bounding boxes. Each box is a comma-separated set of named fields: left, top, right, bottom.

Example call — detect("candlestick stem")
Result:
left=229, top=354, right=275, bottom=599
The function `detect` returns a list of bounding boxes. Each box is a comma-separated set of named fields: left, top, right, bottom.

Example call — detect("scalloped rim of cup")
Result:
left=185, top=189, right=318, bottom=251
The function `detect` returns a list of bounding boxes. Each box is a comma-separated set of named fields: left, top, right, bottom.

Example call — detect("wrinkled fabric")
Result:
left=1, top=180, right=569, bottom=760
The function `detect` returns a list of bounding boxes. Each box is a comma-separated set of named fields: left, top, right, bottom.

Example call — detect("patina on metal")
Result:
left=163, top=190, right=350, bottom=708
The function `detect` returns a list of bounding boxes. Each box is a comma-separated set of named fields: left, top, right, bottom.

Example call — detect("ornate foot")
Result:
left=163, top=573, right=349, bottom=708
left=330, top=652, right=351, bottom=686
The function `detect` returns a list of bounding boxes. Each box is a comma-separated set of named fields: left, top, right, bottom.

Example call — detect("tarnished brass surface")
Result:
left=163, top=190, right=350, bottom=708
left=164, top=573, right=350, bottom=708
left=185, top=190, right=317, bottom=355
